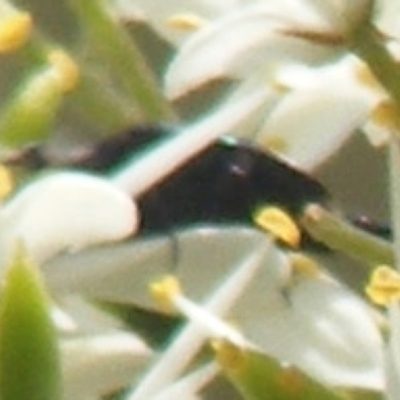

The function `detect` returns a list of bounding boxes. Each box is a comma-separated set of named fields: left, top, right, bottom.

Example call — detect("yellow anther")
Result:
left=48, top=50, right=80, bottom=93
left=0, top=164, right=13, bottom=200
left=354, top=63, right=384, bottom=94
left=149, top=275, right=182, bottom=314
left=261, top=135, right=288, bottom=154
left=212, top=339, right=246, bottom=373
left=289, top=253, right=323, bottom=279
left=0, top=12, right=32, bottom=53
left=365, top=265, right=400, bottom=306
left=369, top=100, right=400, bottom=140
left=167, top=13, right=206, bottom=31
left=254, top=206, right=301, bottom=248
left=270, top=79, right=291, bottom=94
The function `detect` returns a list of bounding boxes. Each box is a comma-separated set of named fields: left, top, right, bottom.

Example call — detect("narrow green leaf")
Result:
left=389, top=137, right=400, bottom=269
left=69, top=0, right=176, bottom=122
left=343, top=388, right=383, bottom=400
left=215, top=341, right=346, bottom=400
left=0, top=68, right=62, bottom=147
left=0, top=246, right=61, bottom=400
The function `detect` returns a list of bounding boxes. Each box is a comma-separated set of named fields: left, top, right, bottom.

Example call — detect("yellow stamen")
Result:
left=289, top=253, right=323, bottom=279
left=48, top=50, right=80, bottom=93
left=254, top=206, right=300, bottom=248
left=0, top=164, right=13, bottom=200
left=369, top=100, right=400, bottom=140
left=261, top=135, right=288, bottom=154
left=167, top=13, right=206, bottom=31
left=365, top=265, right=400, bottom=306
left=0, top=12, right=32, bottom=53
left=212, top=339, right=246, bottom=373
left=149, top=275, right=182, bottom=314
left=354, top=63, right=384, bottom=94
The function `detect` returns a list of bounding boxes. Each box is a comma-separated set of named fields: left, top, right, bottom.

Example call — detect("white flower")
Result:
left=385, top=303, right=400, bottom=400
left=0, top=170, right=147, bottom=399
left=252, top=57, right=384, bottom=169
left=47, top=226, right=385, bottom=394
left=163, top=0, right=377, bottom=95
left=0, top=171, right=138, bottom=268
left=366, top=266, right=400, bottom=399
left=111, top=0, right=250, bottom=44
left=48, top=295, right=153, bottom=400
left=164, top=1, right=344, bottom=97
left=61, top=331, right=152, bottom=400
left=112, top=0, right=397, bottom=169
left=157, top=0, right=396, bottom=170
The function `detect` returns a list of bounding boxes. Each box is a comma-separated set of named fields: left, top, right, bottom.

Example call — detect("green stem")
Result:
left=69, top=0, right=177, bottom=122
left=301, top=204, right=394, bottom=267
left=349, top=21, right=400, bottom=107
left=349, top=18, right=400, bottom=270
left=389, top=137, right=400, bottom=270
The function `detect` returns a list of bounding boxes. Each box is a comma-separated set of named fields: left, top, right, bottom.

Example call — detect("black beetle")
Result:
left=22, top=125, right=328, bottom=240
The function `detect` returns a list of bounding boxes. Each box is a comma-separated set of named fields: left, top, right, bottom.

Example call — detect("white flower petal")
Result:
left=304, top=0, right=373, bottom=33
left=385, top=302, right=400, bottom=399
left=373, top=0, right=400, bottom=39
left=257, top=89, right=369, bottom=170
left=0, top=172, right=137, bottom=266
left=363, top=119, right=392, bottom=147
left=47, top=225, right=384, bottom=389
left=256, top=60, right=381, bottom=170
left=165, top=2, right=341, bottom=98
left=44, top=226, right=271, bottom=307
left=61, top=331, right=152, bottom=400
left=52, top=305, right=77, bottom=334
left=125, top=232, right=269, bottom=400
left=232, top=266, right=384, bottom=389
left=112, top=0, right=244, bottom=44
left=291, top=275, right=383, bottom=388
left=213, top=74, right=281, bottom=141
left=150, top=363, right=218, bottom=400
left=174, top=248, right=384, bottom=389
left=56, top=295, right=127, bottom=335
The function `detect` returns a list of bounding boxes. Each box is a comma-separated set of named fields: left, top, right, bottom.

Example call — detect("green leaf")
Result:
left=389, top=137, right=400, bottom=268
left=69, top=0, right=176, bottom=123
left=343, top=388, right=383, bottom=400
left=215, top=341, right=346, bottom=400
left=0, top=246, right=61, bottom=400
left=0, top=67, right=62, bottom=147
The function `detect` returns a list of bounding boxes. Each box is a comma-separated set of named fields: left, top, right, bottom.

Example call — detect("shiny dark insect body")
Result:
left=14, top=125, right=329, bottom=241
